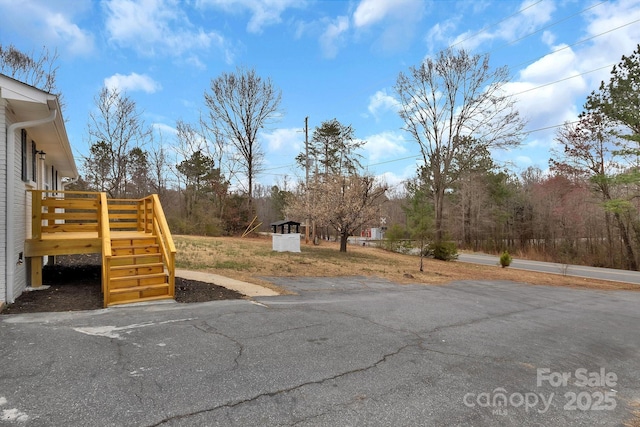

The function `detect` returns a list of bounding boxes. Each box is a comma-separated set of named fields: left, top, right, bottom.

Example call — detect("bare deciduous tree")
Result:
left=395, top=48, right=524, bottom=241
left=0, top=43, right=63, bottom=110
left=0, top=44, right=59, bottom=93
left=204, top=66, right=282, bottom=201
left=84, top=87, right=151, bottom=198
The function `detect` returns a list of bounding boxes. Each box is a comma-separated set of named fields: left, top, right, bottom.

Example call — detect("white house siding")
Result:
left=11, top=119, right=28, bottom=299
left=0, top=99, right=6, bottom=304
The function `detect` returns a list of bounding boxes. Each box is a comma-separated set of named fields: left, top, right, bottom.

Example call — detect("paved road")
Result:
left=1, top=277, right=639, bottom=426
left=458, top=252, right=640, bottom=285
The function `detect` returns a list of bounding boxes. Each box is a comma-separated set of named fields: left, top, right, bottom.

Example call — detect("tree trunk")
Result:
left=614, top=212, right=637, bottom=270
left=604, top=211, right=614, bottom=267
left=434, top=186, right=445, bottom=242
left=340, top=231, right=348, bottom=252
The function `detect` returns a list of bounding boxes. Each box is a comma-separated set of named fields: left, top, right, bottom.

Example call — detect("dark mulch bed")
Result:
left=0, top=254, right=243, bottom=315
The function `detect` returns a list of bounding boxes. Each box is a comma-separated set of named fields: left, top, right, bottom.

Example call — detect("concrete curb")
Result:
left=175, top=269, right=280, bottom=297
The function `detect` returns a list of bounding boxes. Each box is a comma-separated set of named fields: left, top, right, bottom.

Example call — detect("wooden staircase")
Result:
left=105, top=235, right=173, bottom=306
left=25, top=190, right=176, bottom=308
left=101, top=195, right=176, bottom=307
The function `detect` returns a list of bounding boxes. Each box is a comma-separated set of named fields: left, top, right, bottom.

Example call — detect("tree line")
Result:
left=392, top=45, right=640, bottom=270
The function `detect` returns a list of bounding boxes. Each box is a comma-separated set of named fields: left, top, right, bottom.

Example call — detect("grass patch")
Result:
left=173, top=234, right=640, bottom=291
left=214, top=260, right=253, bottom=271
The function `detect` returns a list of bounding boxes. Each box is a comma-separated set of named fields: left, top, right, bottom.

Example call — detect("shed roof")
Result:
left=270, top=220, right=301, bottom=226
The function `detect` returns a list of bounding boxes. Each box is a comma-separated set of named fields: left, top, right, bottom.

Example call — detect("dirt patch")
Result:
left=0, top=254, right=243, bottom=315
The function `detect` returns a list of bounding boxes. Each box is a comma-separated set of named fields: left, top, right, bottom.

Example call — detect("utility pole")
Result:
left=305, top=116, right=310, bottom=244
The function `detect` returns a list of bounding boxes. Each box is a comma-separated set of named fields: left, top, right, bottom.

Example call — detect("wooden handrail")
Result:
left=99, top=192, right=112, bottom=257
left=32, top=189, right=105, bottom=196
left=150, top=194, right=176, bottom=252
left=148, top=194, right=176, bottom=296
left=99, top=192, right=112, bottom=306
left=31, top=191, right=43, bottom=239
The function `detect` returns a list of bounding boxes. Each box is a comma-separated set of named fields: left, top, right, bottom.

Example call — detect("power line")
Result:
left=511, top=63, right=614, bottom=97
left=367, top=154, right=421, bottom=167
left=513, top=17, right=640, bottom=69
left=523, top=120, right=579, bottom=135
left=259, top=117, right=590, bottom=179
left=486, top=2, right=606, bottom=56
left=261, top=163, right=296, bottom=172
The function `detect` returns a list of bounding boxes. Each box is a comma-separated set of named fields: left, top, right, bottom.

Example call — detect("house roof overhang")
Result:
left=1, top=75, right=78, bottom=178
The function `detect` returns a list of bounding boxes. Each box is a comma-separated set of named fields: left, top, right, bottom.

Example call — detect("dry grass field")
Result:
left=174, top=235, right=640, bottom=292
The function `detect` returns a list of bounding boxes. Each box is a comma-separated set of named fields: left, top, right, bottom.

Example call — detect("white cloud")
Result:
left=353, top=0, right=395, bottom=27
left=425, top=20, right=458, bottom=48
left=185, top=55, right=207, bottom=70
left=518, top=44, right=579, bottom=83
left=152, top=122, right=177, bottom=135
left=376, top=171, right=406, bottom=190
left=541, top=30, right=555, bottom=46
left=375, top=160, right=422, bottom=191
left=504, top=46, right=585, bottom=135
left=353, top=0, right=423, bottom=27
left=363, top=131, right=408, bottom=163
left=104, top=0, right=230, bottom=60
left=368, top=89, right=400, bottom=119
left=499, top=0, right=640, bottom=170
left=320, top=16, right=350, bottom=58
left=44, top=11, right=94, bottom=55
left=506, top=0, right=640, bottom=139
left=104, top=72, right=162, bottom=93
left=353, top=0, right=424, bottom=52
left=262, top=127, right=303, bottom=152
left=578, top=0, right=640, bottom=88
left=0, top=0, right=94, bottom=56
left=196, top=0, right=303, bottom=33
left=448, top=0, right=555, bottom=51
left=305, top=0, right=424, bottom=58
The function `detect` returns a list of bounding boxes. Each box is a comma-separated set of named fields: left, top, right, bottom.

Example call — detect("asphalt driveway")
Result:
left=1, top=277, right=639, bottom=426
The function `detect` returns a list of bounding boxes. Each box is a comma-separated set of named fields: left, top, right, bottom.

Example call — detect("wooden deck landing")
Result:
left=25, top=231, right=147, bottom=257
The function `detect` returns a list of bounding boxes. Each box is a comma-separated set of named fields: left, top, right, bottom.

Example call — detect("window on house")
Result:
left=31, top=141, right=37, bottom=182
left=21, top=129, right=28, bottom=182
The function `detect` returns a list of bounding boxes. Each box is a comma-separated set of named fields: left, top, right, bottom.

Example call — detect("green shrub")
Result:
left=382, top=224, right=408, bottom=252
left=499, top=251, right=512, bottom=268
left=431, top=241, right=458, bottom=261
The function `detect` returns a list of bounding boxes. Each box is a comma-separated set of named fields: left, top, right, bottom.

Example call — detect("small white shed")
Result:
left=271, top=220, right=301, bottom=253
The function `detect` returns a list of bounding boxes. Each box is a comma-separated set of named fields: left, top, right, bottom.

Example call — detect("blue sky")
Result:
left=1, top=0, right=640, bottom=193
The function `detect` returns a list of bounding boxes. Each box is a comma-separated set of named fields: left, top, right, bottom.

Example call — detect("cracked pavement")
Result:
left=1, top=277, right=639, bottom=426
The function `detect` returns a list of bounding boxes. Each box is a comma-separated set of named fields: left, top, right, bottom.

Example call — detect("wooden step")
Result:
left=109, top=272, right=168, bottom=283
left=109, top=263, right=165, bottom=278
left=109, top=283, right=169, bottom=295
left=111, top=241, right=159, bottom=248
left=111, top=242, right=160, bottom=249
left=110, top=262, right=165, bottom=271
left=111, top=245, right=160, bottom=256
left=107, top=294, right=174, bottom=307
left=111, top=237, right=159, bottom=246
left=110, top=253, right=163, bottom=262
